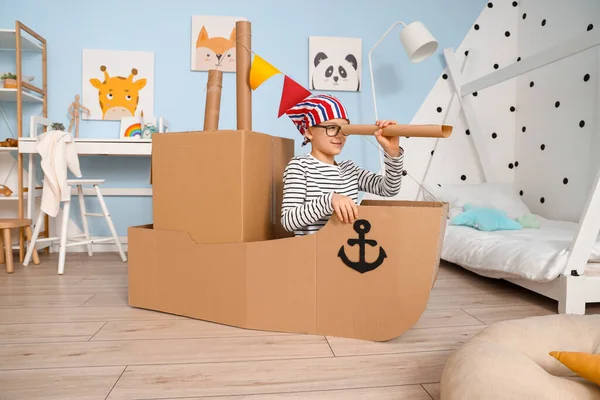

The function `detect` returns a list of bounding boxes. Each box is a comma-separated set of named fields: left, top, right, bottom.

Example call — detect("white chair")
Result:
left=23, top=178, right=127, bottom=274
left=22, top=117, right=127, bottom=274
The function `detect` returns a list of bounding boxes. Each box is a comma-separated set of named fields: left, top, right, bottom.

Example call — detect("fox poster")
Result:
left=191, top=15, right=247, bottom=72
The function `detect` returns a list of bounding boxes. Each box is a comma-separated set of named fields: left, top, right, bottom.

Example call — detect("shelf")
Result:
left=19, top=137, right=152, bottom=156
left=0, top=88, right=43, bottom=103
left=0, top=189, right=42, bottom=201
left=0, top=147, right=17, bottom=152
left=0, top=29, right=42, bottom=51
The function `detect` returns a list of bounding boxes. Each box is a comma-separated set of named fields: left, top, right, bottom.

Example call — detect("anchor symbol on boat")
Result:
left=338, top=219, right=387, bottom=273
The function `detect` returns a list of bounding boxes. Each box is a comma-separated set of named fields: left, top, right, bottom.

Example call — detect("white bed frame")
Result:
left=441, top=28, right=600, bottom=315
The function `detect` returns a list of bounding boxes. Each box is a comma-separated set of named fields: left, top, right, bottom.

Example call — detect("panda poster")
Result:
left=309, top=36, right=362, bottom=92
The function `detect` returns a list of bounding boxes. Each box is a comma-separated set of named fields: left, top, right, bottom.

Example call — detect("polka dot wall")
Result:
left=376, top=0, right=600, bottom=225
left=515, top=0, right=599, bottom=222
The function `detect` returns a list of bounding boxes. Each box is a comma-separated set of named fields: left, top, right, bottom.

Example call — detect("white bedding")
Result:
left=442, top=216, right=600, bottom=282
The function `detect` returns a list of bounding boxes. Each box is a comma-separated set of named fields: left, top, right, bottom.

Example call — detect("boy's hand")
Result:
left=374, top=120, right=401, bottom=157
left=331, top=193, right=358, bottom=224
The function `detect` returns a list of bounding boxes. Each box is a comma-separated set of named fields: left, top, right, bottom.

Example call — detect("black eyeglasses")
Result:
left=314, top=124, right=348, bottom=137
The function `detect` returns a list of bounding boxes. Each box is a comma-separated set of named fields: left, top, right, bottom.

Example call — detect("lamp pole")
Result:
left=369, top=21, right=407, bottom=122
left=368, top=21, right=407, bottom=173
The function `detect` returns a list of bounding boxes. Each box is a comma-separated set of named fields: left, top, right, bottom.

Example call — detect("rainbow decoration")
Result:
left=124, top=123, right=142, bottom=138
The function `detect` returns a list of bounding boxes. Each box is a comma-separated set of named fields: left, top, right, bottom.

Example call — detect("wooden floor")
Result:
left=1, top=253, right=599, bottom=400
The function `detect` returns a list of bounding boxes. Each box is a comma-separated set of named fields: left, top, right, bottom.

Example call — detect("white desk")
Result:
left=19, top=137, right=152, bottom=156
left=19, top=135, right=156, bottom=222
left=15, top=116, right=164, bottom=250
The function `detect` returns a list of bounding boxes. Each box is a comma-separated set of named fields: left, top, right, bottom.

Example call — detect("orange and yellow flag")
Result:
left=249, top=54, right=281, bottom=90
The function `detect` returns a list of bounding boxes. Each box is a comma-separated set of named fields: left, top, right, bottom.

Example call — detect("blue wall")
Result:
left=0, top=0, right=485, bottom=236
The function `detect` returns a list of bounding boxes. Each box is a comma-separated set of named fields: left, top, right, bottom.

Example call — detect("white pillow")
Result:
left=423, top=182, right=531, bottom=220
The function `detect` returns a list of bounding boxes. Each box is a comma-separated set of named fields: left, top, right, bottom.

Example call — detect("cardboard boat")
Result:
left=129, top=200, right=447, bottom=342
left=127, top=20, right=451, bottom=341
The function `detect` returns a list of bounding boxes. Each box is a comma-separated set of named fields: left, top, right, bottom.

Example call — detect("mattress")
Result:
left=441, top=216, right=600, bottom=282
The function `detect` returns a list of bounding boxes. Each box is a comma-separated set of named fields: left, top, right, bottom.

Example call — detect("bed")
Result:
left=386, top=36, right=600, bottom=313
left=443, top=216, right=600, bottom=282
left=423, top=182, right=600, bottom=314
left=433, top=38, right=600, bottom=314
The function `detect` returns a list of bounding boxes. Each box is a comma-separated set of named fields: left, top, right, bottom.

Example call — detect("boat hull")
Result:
left=128, top=200, right=448, bottom=341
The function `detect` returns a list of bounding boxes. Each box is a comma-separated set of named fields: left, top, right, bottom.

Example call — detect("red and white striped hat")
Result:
left=285, top=94, right=349, bottom=146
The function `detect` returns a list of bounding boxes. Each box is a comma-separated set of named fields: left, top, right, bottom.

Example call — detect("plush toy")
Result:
left=550, top=351, right=600, bottom=385
left=450, top=203, right=523, bottom=231
left=516, top=213, right=540, bottom=229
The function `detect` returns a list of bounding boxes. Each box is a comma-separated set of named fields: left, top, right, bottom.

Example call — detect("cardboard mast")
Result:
left=236, top=21, right=252, bottom=130
left=203, top=70, right=223, bottom=131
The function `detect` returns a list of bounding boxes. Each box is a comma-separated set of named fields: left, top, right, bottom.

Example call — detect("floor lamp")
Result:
left=369, top=21, right=439, bottom=173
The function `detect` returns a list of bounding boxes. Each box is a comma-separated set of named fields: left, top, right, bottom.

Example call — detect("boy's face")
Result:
left=305, top=118, right=349, bottom=156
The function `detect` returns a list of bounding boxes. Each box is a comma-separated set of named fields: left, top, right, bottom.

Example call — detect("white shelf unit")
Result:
left=0, top=88, right=43, bottom=103
left=0, top=21, right=47, bottom=261
left=0, top=29, right=42, bottom=51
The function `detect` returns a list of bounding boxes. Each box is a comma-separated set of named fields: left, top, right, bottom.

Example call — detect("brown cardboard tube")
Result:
left=236, top=20, right=252, bottom=131
left=340, top=124, right=453, bottom=138
left=204, top=69, right=223, bottom=131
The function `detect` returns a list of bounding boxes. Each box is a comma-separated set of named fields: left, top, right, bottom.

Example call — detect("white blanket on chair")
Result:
left=35, top=130, right=82, bottom=217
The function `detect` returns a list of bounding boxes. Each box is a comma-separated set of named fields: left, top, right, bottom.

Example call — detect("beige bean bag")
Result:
left=441, top=314, right=600, bottom=399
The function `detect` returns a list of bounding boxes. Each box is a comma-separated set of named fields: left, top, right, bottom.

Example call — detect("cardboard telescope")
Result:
left=341, top=124, right=452, bottom=138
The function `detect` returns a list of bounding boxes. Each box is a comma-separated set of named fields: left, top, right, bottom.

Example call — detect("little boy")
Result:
left=281, top=94, right=404, bottom=236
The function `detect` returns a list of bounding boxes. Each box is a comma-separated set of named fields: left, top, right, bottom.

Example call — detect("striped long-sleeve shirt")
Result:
left=281, top=148, right=404, bottom=235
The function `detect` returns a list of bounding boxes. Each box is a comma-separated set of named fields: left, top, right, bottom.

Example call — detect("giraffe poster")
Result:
left=191, top=15, right=247, bottom=72
left=82, top=49, right=154, bottom=121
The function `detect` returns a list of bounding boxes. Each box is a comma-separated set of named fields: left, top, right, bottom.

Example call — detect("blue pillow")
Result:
left=450, top=204, right=523, bottom=231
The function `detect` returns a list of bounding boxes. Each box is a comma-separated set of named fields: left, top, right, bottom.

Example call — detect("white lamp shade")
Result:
left=399, top=21, right=438, bottom=63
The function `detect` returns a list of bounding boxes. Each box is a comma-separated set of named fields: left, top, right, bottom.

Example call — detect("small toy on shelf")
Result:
left=0, top=138, right=17, bottom=147
left=141, top=122, right=157, bottom=138
left=0, top=185, right=12, bottom=197
left=67, top=94, right=89, bottom=137
left=140, top=111, right=157, bottom=138
left=51, top=122, right=65, bottom=131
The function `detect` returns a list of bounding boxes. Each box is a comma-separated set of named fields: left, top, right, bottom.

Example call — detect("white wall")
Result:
left=515, top=0, right=600, bottom=222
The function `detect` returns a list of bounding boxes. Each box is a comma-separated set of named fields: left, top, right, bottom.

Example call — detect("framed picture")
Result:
left=191, top=15, right=247, bottom=72
left=308, top=36, right=362, bottom=92
left=119, top=116, right=158, bottom=139
left=82, top=49, right=154, bottom=121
